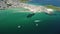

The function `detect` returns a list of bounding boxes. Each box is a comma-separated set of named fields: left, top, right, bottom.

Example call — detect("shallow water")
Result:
left=0, top=8, right=60, bottom=34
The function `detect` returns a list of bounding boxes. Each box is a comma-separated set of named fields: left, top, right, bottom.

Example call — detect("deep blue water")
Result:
left=29, top=0, right=60, bottom=7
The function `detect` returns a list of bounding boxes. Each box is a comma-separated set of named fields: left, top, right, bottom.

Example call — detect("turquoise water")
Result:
left=0, top=0, right=60, bottom=34
left=0, top=8, right=60, bottom=34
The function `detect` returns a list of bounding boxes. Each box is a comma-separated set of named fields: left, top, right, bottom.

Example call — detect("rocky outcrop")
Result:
left=0, top=0, right=7, bottom=9
left=0, top=0, right=21, bottom=9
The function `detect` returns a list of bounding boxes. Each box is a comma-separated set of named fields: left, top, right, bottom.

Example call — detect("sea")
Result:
left=0, top=0, right=60, bottom=34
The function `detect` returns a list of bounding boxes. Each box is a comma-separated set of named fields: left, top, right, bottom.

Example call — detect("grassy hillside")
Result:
left=19, top=0, right=29, bottom=3
left=45, top=5, right=60, bottom=11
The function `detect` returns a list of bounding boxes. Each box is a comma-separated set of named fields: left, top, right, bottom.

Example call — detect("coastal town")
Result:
left=0, top=0, right=54, bottom=14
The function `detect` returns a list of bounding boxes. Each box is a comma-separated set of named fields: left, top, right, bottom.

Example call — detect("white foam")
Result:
left=36, top=24, right=38, bottom=26
left=34, top=20, right=41, bottom=23
left=47, top=9, right=53, bottom=11
left=18, top=25, right=21, bottom=28
left=46, top=8, right=54, bottom=14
